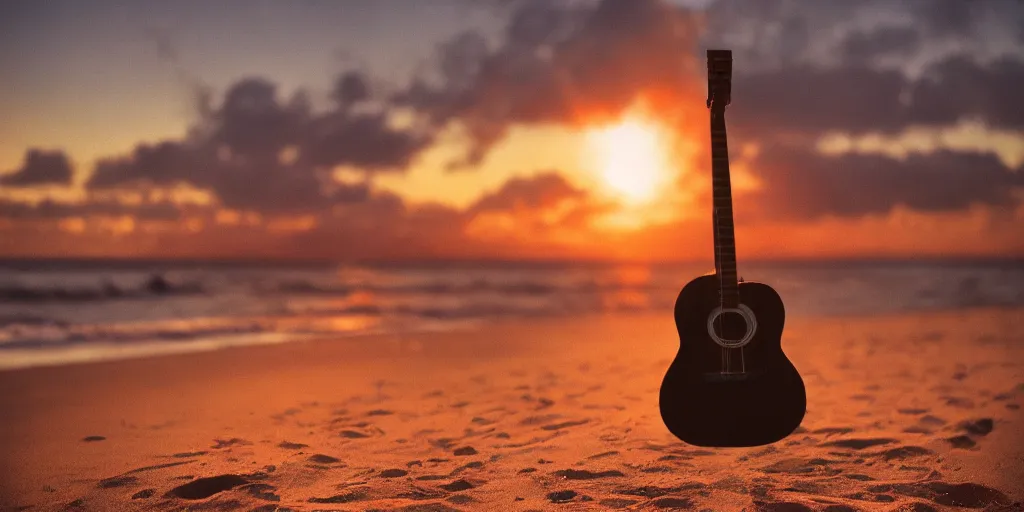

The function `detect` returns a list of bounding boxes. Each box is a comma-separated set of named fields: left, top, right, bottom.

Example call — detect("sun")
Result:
left=585, top=117, right=671, bottom=204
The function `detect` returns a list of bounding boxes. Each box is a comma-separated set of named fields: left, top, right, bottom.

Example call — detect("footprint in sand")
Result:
left=308, top=489, right=368, bottom=503
left=879, top=446, right=933, bottom=461
left=240, top=482, right=280, bottom=501
left=453, top=446, right=477, bottom=456
left=171, top=451, right=206, bottom=458
left=552, top=469, right=625, bottom=480
left=821, top=438, right=897, bottom=450
left=958, top=418, right=994, bottom=436
left=211, top=437, right=251, bottom=449
left=450, top=461, right=484, bottom=475
left=130, top=489, right=155, bottom=499
left=614, top=484, right=706, bottom=498
left=541, top=419, right=589, bottom=431
left=547, top=490, right=577, bottom=503
left=394, top=486, right=446, bottom=500
left=902, top=426, right=933, bottom=434
left=811, top=427, right=854, bottom=436
left=439, top=479, right=474, bottom=492
left=167, top=474, right=248, bottom=500
left=897, top=408, right=929, bottom=415
left=339, top=429, right=371, bottom=438
left=96, top=476, right=138, bottom=489
left=942, top=396, right=975, bottom=408
left=308, top=454, right=342, bottom=464
left=945, top=435, right=977, bottom=449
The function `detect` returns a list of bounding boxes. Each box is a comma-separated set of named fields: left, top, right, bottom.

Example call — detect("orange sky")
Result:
left=1, top=0, right=1023, bottom=262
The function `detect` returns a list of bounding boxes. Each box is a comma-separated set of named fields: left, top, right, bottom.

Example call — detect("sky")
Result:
left=1, top=0, right=1023, bottom=262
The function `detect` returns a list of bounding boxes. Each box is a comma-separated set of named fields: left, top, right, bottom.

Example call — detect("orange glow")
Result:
left=267, top=215, right=317, bottom=233
left=585, top=116, right=673, bottom=204
left=58, top=217, right=86, bottom=234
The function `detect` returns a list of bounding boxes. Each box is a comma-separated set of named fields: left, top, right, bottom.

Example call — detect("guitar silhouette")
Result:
left=659, top=50, right=806, bottom=447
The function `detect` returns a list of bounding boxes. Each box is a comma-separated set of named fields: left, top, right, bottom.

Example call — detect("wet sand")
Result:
left=1, top=308, right=1022, bottom=511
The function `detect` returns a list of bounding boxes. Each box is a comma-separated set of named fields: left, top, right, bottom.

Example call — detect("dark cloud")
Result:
left=731, top=65, right=908, bottom=136
left=730, top=53, right=1024, bottom=139
left=909, top=56, right=1024, bottom=131
left=909, top=0, right=1024, bottom=40
left=302, top=111, right=429, bottom=172
left=700, top=0, right=1024, bottom=138
left=0, top=197, right=183, bottom=221
left=89, top=141, right=194, bottom=189
left=0, top=149, right=73, bottom=187
left=704, top=0, right=1024, bottom=63
left=88, top=76, right=421, bottom=213
left=214, top=78, right=308, bottom=160
left=749, top=146, right=1024, bottom=219
left=469, top=172, right=585, bottom=213
left=333, top=71, right=371, bottom=106
left=840, top=26, right=921, bottom=64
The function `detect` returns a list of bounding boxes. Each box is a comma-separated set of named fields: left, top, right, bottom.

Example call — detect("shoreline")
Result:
left=2, top=305, right=1021, bottom=373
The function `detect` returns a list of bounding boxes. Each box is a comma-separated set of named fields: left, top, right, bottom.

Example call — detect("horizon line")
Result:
left=0, top=254, right=1021, bottom=268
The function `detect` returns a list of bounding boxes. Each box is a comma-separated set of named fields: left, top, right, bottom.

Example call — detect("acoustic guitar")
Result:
left=659, top=50, right=806, bottom=447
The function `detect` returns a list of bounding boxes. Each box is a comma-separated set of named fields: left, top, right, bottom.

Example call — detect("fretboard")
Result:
left=710, top=107, right=739, bottom=308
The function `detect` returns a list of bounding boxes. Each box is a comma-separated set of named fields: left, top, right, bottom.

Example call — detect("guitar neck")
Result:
left=707, top=50, right=739, bottom=307
left=711, top=109, right=739, bottom=306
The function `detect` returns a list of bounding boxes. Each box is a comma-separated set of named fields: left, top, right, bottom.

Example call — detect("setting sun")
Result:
left=586, top=118, right=672, bottom=204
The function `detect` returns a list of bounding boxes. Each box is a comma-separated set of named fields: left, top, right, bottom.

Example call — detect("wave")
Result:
left=265, top=278, right=674, bottom=297
left=0, top=274, right=203, bottom=303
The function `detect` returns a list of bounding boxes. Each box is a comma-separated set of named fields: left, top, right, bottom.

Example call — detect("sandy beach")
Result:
left=1, top=308, right=1022, bottom=511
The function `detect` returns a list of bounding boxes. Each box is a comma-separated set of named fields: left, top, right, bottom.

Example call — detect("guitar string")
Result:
left=714, top=99, right=745, bottom=375
left=715, top=205, right=725, bottom=374
left=712, top=106, right=727, bottom=375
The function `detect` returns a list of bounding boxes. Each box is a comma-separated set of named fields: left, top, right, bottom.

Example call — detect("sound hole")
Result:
left=713, top=311, right=748, bottom=342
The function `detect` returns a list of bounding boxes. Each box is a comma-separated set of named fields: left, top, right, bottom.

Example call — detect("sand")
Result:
left=1, top=308, right=1022, bottom=511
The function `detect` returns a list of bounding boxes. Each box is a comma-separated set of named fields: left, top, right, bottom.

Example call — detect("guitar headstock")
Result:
left=706, top=49, right=732, bottom=111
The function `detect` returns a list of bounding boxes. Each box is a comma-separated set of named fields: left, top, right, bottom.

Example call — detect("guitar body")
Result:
left=660, top=274, right=806, bottom=446
left=658, top=49, right=805, bottom=446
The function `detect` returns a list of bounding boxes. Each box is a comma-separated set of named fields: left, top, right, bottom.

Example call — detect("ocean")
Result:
left=0, top=258, right=1021, bottom=370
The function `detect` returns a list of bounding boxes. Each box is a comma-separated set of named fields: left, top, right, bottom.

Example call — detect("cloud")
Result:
left=700, top=0, right=1024, bottom=139
left=840, top=26, right=920, bottom=65
left=728, top=53, right=1024, bottom=142
left=0, top=197, right=183, bottom=221
left=730, top=65, right=908, bottom=136
left=88, top=76, right=424, bottom=213
left=469, top=172, right=586, bottom=213
left=0, top=149, right=74, bottom=187
left=748, top=146, right=1024, bottom=219
left=909, top=56, right=1024, bottom=131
